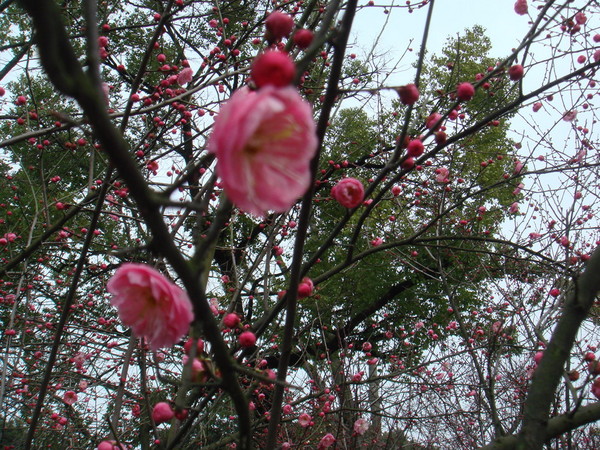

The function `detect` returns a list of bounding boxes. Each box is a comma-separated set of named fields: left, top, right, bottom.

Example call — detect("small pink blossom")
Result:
left=435, top=167, right=449, bottom=183
left=208, top=86, right=318, bottom=216
left=575, top=12, right=587, bottom=25
left=509, top=202, right=519, bottom=214
left=177, top=67, right=193, bottom=85
left=318, top=433, right=336, bottom=449
left=209, top=297, right=219, bottom=315
left=63, top=391, right=78, bottom=405
left=532, top=102, right=542, bottom=112
left=426, top=113, right=442, bottom=130
left=406, top=139, right=424, bottom=157
left=508, top=64, right=524, bottom=81
left=514, top=160, right=524, bottom=175
left=298, top=412, right=312, bottom=427
left=514, top=0, right=528, bottom=15
left=513, top=183, right=524, bottom=196
left=353, top=418, right=369, bottom=435
left=370, top=237, right=383, bottom=247
left=331, top=177, right=365, bottom=208
left=107, top=263, right=194, bottom=350
left=563, top=110, right=577, bottom=122
left=293, top=28, right=314, bottom=49
left=223, top=313, right=240, bottom=329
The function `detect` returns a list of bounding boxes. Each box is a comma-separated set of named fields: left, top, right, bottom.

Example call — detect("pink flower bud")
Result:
left=223, top=313, right=240, bottom=329
left=239, top=331, right=257, bottom=348
left=251, top=51, right=295, bottom=88
left=456, top=82, right=475, bottom=101
left=397, top=83, right=419, bottom=105
left=406, top=139, right=424, bottom=157
left=293, top=29, right=314, bottom=49
left=508, top=64, right=524, bottom=81
left=514, top=0, right=528, bottom=15
left=298, top=277, right=314, bottom=298
left=265, top=11, right=295, bottom=41
left=152, top=402, right=174, bottom=424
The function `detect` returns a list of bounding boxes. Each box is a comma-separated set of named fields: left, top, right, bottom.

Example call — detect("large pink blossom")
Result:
left=107, top=263, right=194, bottom=350
left=208, top=86, right=318, bottom=216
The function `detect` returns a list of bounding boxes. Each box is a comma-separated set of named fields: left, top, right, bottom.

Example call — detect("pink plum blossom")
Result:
left=63, top=390, right=77, bottom=405
left=513, top=183, right=524, bottom=195
left=509, top=202, right=519, bottom=214
left=435, top=167, right=449, bottom=183
left=298, top=412, right=312, bottom=427
left=208, top=86, right=318, bottom=216
left=370, top=237, right=383, bottom=247
left=353, top=418, right=369, bottom=435
left=563, top=110, right=577, bottom=122
left=107, top=263, right=194, bottom=350
left=426, top=113, right=442, bottom=130
left=514, top=160, right=524, bottom=175
left=318, top=433, right=336, bottom=448
left=177, top=67, right=193, bottom=85
left=331, top=177, right=365, bottom=208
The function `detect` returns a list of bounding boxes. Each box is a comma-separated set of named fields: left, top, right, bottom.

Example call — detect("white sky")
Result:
left=351, top=1, right=533, bottom=82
